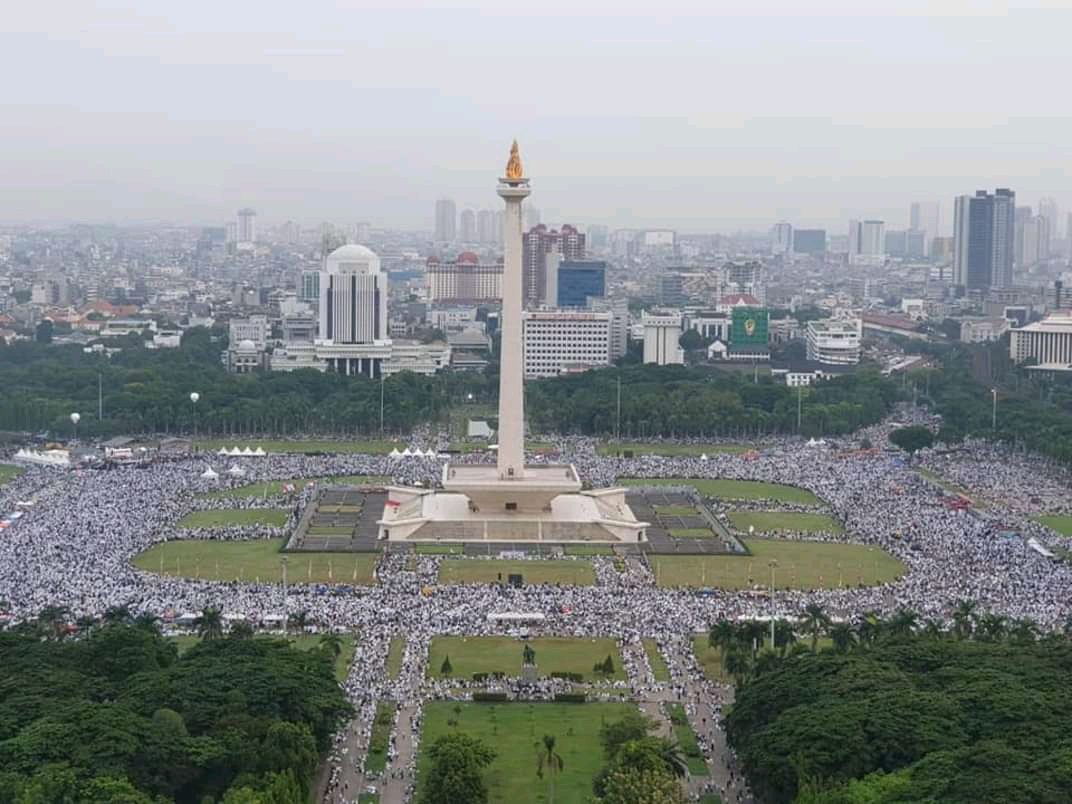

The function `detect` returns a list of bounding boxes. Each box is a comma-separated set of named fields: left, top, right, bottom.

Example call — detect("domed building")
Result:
left=316, top=244, right=390, bottom=376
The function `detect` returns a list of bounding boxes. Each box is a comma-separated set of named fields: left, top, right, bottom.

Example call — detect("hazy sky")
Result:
left=5, top=1, right=1072, bottom=233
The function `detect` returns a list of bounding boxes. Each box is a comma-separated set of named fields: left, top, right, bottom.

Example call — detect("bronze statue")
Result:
left=505, top=140, right=524, bottom=180
left=523, top=642, right=536, bottom=665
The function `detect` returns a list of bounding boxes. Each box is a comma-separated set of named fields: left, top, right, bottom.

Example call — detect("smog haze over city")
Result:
left=5, top=0, right=1072, bottom=230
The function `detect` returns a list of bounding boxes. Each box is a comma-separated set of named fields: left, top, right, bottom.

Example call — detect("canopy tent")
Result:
left=200, top=467, right=219, bottom=480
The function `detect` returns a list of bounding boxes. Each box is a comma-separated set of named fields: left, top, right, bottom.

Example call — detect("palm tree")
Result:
left=230, top=620, right=255, bottom=639
left=103, top=605, right=131, bottom=625
left=38, top=605, right=70, bottom=640
left=709, top=620, right=736, bottom=653
left=738, top=620, right=768, bottom=657
left=320, top=632, right=343, bottom=659
left=287, top=609, right=309, bottom=634
left=922, top=618, right=945, bottom=639
left=133, top=612, right=161, bottom=633
left=75, top=615, right=98, bottom=634
left=888, top=608, right=919, bottom=637
left=1009, top=619, right=1039, bottom=644
left=952, top=600, right=978, bottom=640
left=536, top=734, right=564, bottom=804
left=854, top=612, right=881, bottom=647
left=977, top=613, right=1007, bottom=642
left=654, top=739, right=688, bottom=778
left=722, top=645, right=752, bottom=687
left=194, top=606, right=224, bottom=640
left=773, top=619, right=797, bottom=657
left=801, top=603, right=831, bottom=652
left=829, top=622, right=856, bottom=653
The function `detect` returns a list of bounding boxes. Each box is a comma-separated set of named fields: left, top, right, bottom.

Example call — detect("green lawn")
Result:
left=177, top=508, right=290, bottom=528
left=598, top=442, right=749, bottom=457
left=438, top=559, right=595, bottom=586
left=669, top=528, right=716, bottom=539
left=386, top=636, right=406, bottom=680
left=642, top=638, right=670, bottom=682
left=132, top=538, right=378, bottom=585
left=427, top=636, right=625, bottom=681
left=620, top=477, right=820, bottom=505
left=0, top=464, right=24, bottom=486
left=727, top=511, right=843, bottom=534
left=414, top=543, right=464, bottom=555
left=654, top=504, right=700, bottom=516
left=1036, top=515, right=1072, bottom=537
left=666, top=702, right=708, bottom=776
left=169, top=633, right=356, bottom=682
left=652, top=539, right=904, bottom=589
left=563, top=545, right=615, bottom=556
left=917, top=468, right=987, bottom=507
left=195, top=439, right=402, bottom=455
left=200, top=475, right=388, bottom=499
left=417, top=702, right=638, bottom=804
left=365, top=701, right=396, bottom=774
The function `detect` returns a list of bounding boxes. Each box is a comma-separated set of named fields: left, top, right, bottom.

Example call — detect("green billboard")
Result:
left=730, top=307, right=769, bottom=347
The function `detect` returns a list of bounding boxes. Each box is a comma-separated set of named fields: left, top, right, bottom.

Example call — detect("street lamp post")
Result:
left=281, top=556, right=288, bottom=630
left=69, top=412, right=80, bottom=441
left=769, top=559, right=778, bottom=650
left=990, top=388, right=997, bottom=430
left=189, top=392, right=200, bottom=440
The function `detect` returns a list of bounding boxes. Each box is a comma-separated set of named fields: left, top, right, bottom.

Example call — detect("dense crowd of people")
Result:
left=2, top=408, right=1071, bottom=802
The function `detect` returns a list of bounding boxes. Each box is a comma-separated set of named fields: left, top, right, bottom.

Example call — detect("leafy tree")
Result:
left=598, top=766, right=684, bottom=803
left=889, top=425, right=934, bottom=456
left=802, top=604, right=831, bottom=652
left=194, top=606, right=223, bottom=640
left=34, top=320, right=53, bottom=345
left=319, top=632, right=343, bottom=658
left=440, top=655, right=453, bottom=676
left=229, top=621, right=255, bottom=640
left=419, top=734, right=495, bottom=804
left=599, top=711, right=658, bottom=759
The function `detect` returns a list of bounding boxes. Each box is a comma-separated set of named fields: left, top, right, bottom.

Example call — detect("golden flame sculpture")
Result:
left=505, top=140, right=524, bottom=180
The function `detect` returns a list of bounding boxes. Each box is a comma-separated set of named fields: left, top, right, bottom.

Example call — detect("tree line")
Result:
left=721, top=602, right=1072, bottom=804
left=0, top=614, right=352, bottom=804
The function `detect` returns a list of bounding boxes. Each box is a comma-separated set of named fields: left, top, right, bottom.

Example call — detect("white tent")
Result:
left=252, top=447, right=267, bottom=457
left=700, top=453, right=709, bottom=461
left=389, top=448, right=402, bottom=459
left=241, top=447, right=255, bottom=456
left=217, top=447, right=229, bottom=456
left=227, top=465, right=246, bottom=477
left=200, top=467, right=219, bottom=480
left=401, top=447, right=413, bottom=457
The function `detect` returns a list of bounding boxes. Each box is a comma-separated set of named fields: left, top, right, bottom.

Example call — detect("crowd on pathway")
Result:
left=2, top=408, right=1071, bottom=802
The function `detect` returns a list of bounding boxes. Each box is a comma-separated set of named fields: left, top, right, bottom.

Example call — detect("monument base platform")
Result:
left=378, top=469, right=648, bottom=543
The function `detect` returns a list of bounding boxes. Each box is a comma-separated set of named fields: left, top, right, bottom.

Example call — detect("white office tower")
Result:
left=771, top=222, right=793, bottom=257
left=236, top=208, right=256, bottom=249
left=1039, top=197, right=1059, bottom=245
left=806, top=318, right=862, bottom=365
left=909, top=202, right=940, bottom=253
left=522, top=310, right=612, bottom=378
left=543, top=251, right=561, bottom=307
left=848, top=220, right=885, bottom=265
left=316, top=245, right=388, bottom=377
left=642, top=311, right=685, bottom=365
left=459, top=209, right=477, bottom=242
left=477, top=209, right=497, bottom=243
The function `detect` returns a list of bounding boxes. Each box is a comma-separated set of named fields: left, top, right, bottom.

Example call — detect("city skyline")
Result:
left=4, top=2, right=1072, bottom=230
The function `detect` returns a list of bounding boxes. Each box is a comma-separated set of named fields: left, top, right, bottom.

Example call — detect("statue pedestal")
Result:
left=521, top=663, right=538, bottom=684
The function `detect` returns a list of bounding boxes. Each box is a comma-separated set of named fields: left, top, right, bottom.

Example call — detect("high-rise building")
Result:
left=806, top=318, right=862, bottom=365
left=953, top=189, right=1015, bottom=291
left=771, top=222, right=793, bottom=257
left=557, top=261, right=606, bottom=308
left=434, top=199, right=457, bottom=242
left=318, top=244, right=387, bottom=346
left=236, top=208, right=257, bottom=247
left=300, top=271, right=320, bottom=304
left=656, top=272, right=687, bottom=306
left=909, top=202, right=940, bottom=249
left=522, top=310, right=612, bottom=378
left=792, top=229, right=826, bottom=255
left=586, top=224, right=609, bottom=250
left=522, top=224, right=585, bottom=307
left=642, top=311, right=684, bottom=365
left=477, top=209, right=498, bottom=244
left=1039, top=197, right=1059, bottom=243
left=1019, top=215, right=1050, bottom=269
left=459, top=209, right=477, bottom=242
left=589, top=297, right=629, bottom=360
left=426, top=253, right=503, bottom=303
left=848, top=220, right=885, bottom=265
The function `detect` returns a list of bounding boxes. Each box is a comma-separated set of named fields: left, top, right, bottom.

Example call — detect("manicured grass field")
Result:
left=642, top=638, right=670, bottom=682
left=652, top=539, right=904, bottom=589
left=417, top=702, right=638, bottom=804
left=654, top=504, right=699, bottom=516
left=386, top=636, right=406, bottom=679
left=0, top=464, right=24, bottom=486
left=669, top=528, right=716, bottom=539
left=666, top=702, right=708, bottom=776
left=564, top=545, right=615, bottom=556
left=200, top=475, right=388, bottom=499
left=598, top=442, right=749, bottom=457
left=365, top=701, right=396, bottom=774
left=177, top=508, right=290, bottom=528
left=427, top=636, right=625, bottom=681
left=133, top=538, right=378, bottom=585
left=195, top=439, right=402, bottom=455
left=727, top=511, right=843, bottom=534
left=438, top=559, right=595, bottom=586
left=414, top=543, right=464, bottom=555
left=620, top=477, right=820, bottom=505
left=1036, top=515, right=1072, bottom=537
left=169, top=633, right=356, bottom=682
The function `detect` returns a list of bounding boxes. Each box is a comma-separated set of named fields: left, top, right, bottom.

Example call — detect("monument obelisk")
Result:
left=495, top=141, right=530, bottom=481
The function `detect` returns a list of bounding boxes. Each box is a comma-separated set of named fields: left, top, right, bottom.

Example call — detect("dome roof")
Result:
left=456, top=251, right=480, bottom=264
left=236, top=339, right=257, bottom=352
left=328, top=244, right=378, bottom=261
